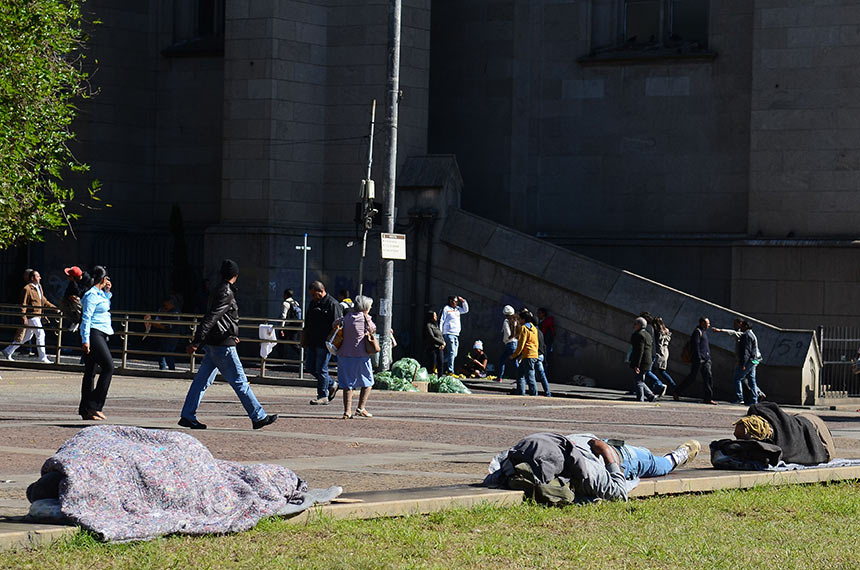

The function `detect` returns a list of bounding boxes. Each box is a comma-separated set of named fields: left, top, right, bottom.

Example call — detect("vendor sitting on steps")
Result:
left=460, top=340, right=488, bottom=378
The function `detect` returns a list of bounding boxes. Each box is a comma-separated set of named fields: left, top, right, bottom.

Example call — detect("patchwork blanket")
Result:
left=33, top=425, right=339, bottom=542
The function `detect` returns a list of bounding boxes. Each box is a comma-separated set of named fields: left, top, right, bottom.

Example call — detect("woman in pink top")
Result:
left=335, top=295, right=376, bottom=419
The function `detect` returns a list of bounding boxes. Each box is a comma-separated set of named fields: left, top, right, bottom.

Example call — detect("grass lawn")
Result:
left=3, top=481, right=860, bottom=569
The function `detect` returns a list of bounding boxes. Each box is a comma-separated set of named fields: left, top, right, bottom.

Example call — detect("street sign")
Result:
left=380, top=233, right=406, bottom=260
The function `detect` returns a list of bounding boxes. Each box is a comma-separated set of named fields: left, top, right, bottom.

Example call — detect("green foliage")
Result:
left=0, top=0, right=99, bottom=248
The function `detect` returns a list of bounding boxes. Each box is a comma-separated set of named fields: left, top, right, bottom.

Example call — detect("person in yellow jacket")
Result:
left=510, top=308, right=539, bottom=396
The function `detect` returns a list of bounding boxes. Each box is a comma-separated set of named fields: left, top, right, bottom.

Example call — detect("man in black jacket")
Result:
left=673, top=316, right=717, bottom=405
left=303, top=280, right=343, bottom=405
left=629, top=317, right=657, bottom=402
left=178, top=259, right=277, bottom=430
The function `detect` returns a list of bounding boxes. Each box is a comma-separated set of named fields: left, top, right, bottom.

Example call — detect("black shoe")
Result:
left=328, top=385, right=339, bottom=401
left=252, top=414, right=278, bottom=430
left=178, top=417, right=207, bottom=430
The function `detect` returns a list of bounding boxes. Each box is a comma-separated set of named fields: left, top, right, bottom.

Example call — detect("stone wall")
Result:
left=428, top=0, right=754, bottom=236
left=749, top=0, right=860, bottom=238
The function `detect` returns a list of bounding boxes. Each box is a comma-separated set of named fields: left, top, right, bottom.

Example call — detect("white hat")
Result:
left=502, top=305, right=515, bottom=316
left=473, top=340, right=484, bottom=350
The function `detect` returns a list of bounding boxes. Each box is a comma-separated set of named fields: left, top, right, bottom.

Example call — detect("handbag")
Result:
left=364, top=314, right=380, bottom=355
left=325, top=324, right=343, bottom=356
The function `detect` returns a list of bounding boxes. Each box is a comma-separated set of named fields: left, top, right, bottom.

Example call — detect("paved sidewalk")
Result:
left=2, top=366, right=859, bottom=549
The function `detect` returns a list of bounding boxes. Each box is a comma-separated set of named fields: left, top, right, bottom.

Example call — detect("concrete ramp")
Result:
left=430, top=209, right=820, bottom=404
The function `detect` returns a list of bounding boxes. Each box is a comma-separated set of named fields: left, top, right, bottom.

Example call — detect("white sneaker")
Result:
left=669, top=439, right=701, bottom=468
left=39, top=357, right=52, bottom=364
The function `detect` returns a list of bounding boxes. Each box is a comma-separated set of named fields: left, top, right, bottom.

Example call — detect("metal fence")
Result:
left=0, top=303, right=305, bottom=379
left=818, top=325, right=860, bottom=398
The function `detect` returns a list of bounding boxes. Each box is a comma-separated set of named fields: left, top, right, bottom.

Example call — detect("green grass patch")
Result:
left=4, top=482, right=860, bottom=569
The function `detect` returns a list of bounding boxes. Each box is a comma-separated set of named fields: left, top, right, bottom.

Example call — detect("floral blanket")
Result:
left=35, top=425, right=339, bottom=542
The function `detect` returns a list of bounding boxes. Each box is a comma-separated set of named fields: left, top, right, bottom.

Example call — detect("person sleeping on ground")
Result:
left=25, top=425, right=341, bottom=542
left=484, top=432, right=701, bottom=505
left=710, top=401, right=835, bottom=469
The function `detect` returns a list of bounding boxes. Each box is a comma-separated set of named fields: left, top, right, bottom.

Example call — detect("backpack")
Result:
left=680, top=338, right=693, bottom=363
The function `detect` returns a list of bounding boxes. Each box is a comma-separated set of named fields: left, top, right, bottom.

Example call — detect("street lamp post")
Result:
left=378, top=0, right=401, bottom=370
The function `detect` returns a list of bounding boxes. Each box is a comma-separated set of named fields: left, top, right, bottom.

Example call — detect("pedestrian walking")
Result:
left=3, top=268, right=56, bottom=363
left=79, top=266, right=114, bottom=420
left=303, top=281, right=343, bottom=405
left=178, top=259, right=278, bottom=430
left=439, top=295, right=469, bottom=373
left=497, top=305, right=518, bottom=381
left=645, top=316, right=675, bottom=397
left=629, top=317, right=657, bottom=402
left=537, top=307, right=555, bottom=375
left=673, top=317, right=717, bottom=405
left=335, top=295, right=376, bottom=419
left=279, top=288, right=302, bottom=360
left=713, top=318, right=763, bottom=405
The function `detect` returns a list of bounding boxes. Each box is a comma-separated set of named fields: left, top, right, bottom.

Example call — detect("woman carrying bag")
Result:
left=334, top=295, right=378, bottom=419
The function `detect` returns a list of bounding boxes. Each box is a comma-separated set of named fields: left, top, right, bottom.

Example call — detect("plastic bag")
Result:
left=374, top=370, right=419, bottom=392
left=430, top=375, right=472, bottom=394
left=414, top=367, right=429, bottom=383
left=391, top=357, right=421, bottom=380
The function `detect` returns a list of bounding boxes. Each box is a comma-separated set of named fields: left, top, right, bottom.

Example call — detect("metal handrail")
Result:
left=0, top=303, right=305, bottom=379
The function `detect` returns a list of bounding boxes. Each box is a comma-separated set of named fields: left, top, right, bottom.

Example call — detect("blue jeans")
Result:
left=498, top=340, right=517, bottom=379
left=443, top=334, right=459, bottom=373
left=646, top=365, right=676, bottom=390
left=536, top=355, right=551, bottom=396
left=305, top=345, right=334, bottom=399
left=733, top=360, right=759, bottom=404
left=516, top=358, right=538, bottom=396
left=158, top=338, right=178, bottom=370
left=181, top=345, right=265, bottom=422
left=616, top=444, right=674, bottom=479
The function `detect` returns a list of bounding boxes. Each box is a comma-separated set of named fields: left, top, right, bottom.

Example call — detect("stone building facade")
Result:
left=3, top=0, right=859, bottom=354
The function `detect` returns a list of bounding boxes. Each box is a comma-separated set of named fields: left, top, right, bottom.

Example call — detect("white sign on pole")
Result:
left=380, top=233, right=406, bottom=260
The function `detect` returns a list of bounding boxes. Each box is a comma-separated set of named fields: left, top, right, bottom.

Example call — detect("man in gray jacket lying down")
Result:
left=486, top=432, right=701, bottom=504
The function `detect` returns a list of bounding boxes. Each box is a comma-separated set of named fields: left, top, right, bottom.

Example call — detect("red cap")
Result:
left=64, top=266, right=83, bottom=278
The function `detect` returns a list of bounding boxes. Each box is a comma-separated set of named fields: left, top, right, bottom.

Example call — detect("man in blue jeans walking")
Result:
left=179, top=259, right=277, bottom=430
left=303, top=280, right=343, bottom=405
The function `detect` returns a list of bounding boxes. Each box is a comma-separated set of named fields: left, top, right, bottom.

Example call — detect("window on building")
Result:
left=164, top=0, right=225, bottom=56
left=588, top=0, right=710, bottom=57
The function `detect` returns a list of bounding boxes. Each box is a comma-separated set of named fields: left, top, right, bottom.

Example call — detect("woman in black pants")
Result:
left=79, top=266, right=114, bottom=420
left=423, top=310, right=445, bottom=374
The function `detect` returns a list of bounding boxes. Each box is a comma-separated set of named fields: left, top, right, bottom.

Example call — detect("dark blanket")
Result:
left=710, top=439, right=783, bottom=470
left=749, top=402, right=830, bottom=465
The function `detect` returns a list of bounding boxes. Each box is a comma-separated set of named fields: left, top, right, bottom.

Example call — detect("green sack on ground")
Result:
left=374, top=370, right=418, bottom=392
left=373, top=371, right=393, bottom=390
left=430, top=375, right=472, bottom=394
left=391, top=357, right=421, bottom=380
left=414, top=367, right=429, bottom=383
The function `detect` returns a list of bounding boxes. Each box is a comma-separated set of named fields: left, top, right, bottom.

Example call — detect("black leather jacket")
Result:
left=193, top=280, right=240, bottom=347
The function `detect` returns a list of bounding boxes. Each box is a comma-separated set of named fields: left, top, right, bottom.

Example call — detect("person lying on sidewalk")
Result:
left=710, top=402, right=835, bottom=469
left=484, top=432, right=700, bottom=505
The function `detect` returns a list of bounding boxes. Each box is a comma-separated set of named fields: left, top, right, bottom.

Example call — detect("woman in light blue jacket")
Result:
left=79, top=266, right=114, bottom=420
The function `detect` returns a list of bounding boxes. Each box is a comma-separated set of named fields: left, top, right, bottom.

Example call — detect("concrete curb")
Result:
left=0, top=521, right=78, bottom=551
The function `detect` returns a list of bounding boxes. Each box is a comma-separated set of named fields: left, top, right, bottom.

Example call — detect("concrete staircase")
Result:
left=426, top=208, right=820, bottom=405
